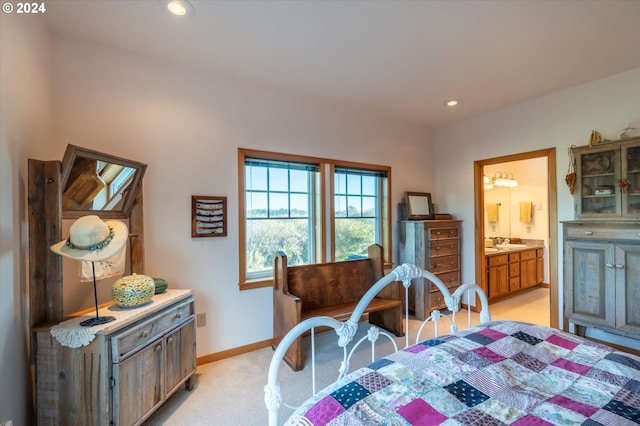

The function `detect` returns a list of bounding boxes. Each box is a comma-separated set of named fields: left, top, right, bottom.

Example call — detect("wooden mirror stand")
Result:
left=28, top=153, right=145, bottom=329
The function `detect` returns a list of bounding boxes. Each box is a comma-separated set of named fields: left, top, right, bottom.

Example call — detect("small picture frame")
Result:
left=192, top=196, right=227, bottom=237
left=406, top=192, right=434, bottom=220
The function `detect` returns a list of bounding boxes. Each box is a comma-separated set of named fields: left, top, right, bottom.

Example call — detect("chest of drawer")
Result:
left=431, top=270, right=460, bottom=288
left=427, top=255, right=459, bottom=273
left=426, top=227, right=459, bottom=240
left=427, top=240, right=459, bottom=257
left=112, top=298, right=194, bottom=362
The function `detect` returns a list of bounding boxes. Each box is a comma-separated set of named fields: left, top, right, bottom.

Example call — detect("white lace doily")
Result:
left=50, top=323, right=98, bottom=348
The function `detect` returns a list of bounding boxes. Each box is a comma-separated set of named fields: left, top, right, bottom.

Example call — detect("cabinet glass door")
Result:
left=577, top=147, right=619, bottom=217
left=623, top=143, right=640, bottom=216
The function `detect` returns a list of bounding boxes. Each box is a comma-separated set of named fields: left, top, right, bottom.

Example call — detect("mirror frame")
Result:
left=61, top=144, right=147, bottom=219
left=406, top=191, right=435, bottom=220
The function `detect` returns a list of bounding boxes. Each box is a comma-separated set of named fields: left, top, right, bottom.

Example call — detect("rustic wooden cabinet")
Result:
left=573, top=137, right=640, bottom=219
left=399, top=220, right=462, bottom=320
left=563, top=221, right=640, bottom=339
left=486, top=247, right=543, bottom=300
left=35, top=289, right=196, bottom=426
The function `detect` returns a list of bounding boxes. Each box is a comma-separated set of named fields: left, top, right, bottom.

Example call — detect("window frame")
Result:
left=238, top=148, right=391, bottom=290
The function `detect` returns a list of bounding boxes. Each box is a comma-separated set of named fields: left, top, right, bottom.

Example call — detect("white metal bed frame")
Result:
left=264, top=263, right=491, bottom=426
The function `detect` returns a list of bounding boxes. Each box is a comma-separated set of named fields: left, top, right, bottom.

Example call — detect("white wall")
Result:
left=49, top=35, right=434, bottom=356
left=0, top=12, right=51, bottom=426
left=434, top=67, right=640, bottom=324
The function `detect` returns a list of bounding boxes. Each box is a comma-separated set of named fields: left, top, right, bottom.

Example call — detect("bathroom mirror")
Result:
left=406, top=192, right=434, bottom=220
left=61, top=144, right=147, bottom=218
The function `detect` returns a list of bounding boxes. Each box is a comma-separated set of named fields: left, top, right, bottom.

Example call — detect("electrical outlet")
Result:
left=196, top=313, right=206, bottom=327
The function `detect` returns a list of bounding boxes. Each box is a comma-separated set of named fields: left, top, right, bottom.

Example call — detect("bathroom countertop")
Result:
left=484, top=244, right=544, bottom=256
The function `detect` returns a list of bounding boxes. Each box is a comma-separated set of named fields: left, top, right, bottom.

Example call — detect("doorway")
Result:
left=474, top=148, right=559, bottom=328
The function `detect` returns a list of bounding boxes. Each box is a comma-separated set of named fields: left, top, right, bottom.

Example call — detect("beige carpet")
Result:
left=143, top=287, right=550, bottom=425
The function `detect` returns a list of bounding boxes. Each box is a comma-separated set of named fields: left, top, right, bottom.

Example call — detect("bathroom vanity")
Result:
left=484, top=245, right=544, bottom=300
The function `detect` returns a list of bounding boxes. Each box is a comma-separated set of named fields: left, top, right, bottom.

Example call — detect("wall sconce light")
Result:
left=492, top=172, right=518, bottom=187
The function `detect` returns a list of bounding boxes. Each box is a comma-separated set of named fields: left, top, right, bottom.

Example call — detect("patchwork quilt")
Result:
left=286, top=320, right=640, bottom=425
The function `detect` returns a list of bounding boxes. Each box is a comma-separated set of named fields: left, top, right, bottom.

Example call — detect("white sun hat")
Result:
left=50, top=215, right=128, bottom=262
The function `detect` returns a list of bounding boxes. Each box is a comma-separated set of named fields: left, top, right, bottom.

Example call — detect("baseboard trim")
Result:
left=197, top=338, right=274, bottom=365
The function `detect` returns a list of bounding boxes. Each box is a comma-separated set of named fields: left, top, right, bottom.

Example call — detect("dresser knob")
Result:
left=606, top=263, right=614, bottom=268
left=155, top=344, right=162, bottom=352
left=175, top=313, right=182, bottom=319
left=584, top=230, right=593, bottom=235
left=616, top=264, right=625, bottom=269
left=142, top=330, right=149, bottom=338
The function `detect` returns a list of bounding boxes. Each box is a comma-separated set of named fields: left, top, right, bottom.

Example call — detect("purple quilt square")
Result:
left=356, top=371, right=392, bottom=393
left=551, top=358, right=591, bottom=375
left=511, top=351, right=548, bottom=372
left=478, top=328, right=508, bottom=341
left=397, top=398, right=447, bottom=425
left=511, top=414, right=555, bottom=425
left=546, top=334, right=579, bottom=350
left=473, top=346, right=507, bottom=363
left=547, top=395, right=599, bottom=417
left=304, top=395, right=345, bottom=425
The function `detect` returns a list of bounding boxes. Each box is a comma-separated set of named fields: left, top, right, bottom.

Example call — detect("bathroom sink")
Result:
left=484, top=248, right=499, bottom=253
left=497, top=243, right=528, bottom=250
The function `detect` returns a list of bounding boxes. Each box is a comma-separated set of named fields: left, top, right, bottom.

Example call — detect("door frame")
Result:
left=474, top=148, right=558, bottom=328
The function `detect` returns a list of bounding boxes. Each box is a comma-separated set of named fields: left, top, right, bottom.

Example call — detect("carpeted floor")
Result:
left=143, top=287, right=550, bottom=425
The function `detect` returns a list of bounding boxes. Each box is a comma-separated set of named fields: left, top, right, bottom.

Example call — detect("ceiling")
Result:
left=44, top=0, right=640, bottom=129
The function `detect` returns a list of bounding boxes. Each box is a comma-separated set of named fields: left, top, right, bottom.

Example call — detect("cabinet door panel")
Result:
left=166, top=318, right=197, bottom=395
left=114, top=338, right=164, bottom=425
left=616, top=245, right=640, bottom=334
left=565, top=241, right=615, bottom=329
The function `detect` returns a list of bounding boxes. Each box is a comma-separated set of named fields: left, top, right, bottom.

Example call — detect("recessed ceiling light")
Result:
left=445, top=99, right=461, bottom=107
left=160, top=0, right=194, bottom=17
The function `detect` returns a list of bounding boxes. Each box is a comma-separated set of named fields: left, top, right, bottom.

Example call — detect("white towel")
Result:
left=80, top=248, right=126, bottom=282
left=519, top=202, right=532, bottom=222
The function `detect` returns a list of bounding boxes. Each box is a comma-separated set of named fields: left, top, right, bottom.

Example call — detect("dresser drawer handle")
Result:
left=584, top=230, right=593, bottom=235
left=155, top=344, right=162, bottom=352
left=142, top=330, right=149, bottom=338
left=606, top=263, right=614, bottom=268
left=616, top=264, right=625, bottom=269
left=175, top=313, right=182, bottom=319
left=168, top=337, right=174, bottom=344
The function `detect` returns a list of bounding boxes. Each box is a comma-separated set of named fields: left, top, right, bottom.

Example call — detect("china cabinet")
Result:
left=573, top=137, right=640, bottom=219
left=398, top=220, right=461, bottom=320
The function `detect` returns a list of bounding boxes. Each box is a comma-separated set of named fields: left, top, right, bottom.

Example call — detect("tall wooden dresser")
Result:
left=399, top=220, right=462, bottom=320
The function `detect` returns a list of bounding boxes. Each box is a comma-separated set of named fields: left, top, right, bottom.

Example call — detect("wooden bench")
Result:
left=272, top=244, right=404, bottom=371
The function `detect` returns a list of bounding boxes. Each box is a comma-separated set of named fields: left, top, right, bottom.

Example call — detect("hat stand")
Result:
left=79, top=261, right=115, bottom=327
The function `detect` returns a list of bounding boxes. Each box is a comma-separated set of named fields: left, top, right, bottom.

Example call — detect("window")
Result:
left=334, top=168, right=384, bottom=261
left=238, top=148, right=391, bottom=289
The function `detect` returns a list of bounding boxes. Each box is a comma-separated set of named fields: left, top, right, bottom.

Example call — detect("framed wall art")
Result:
left=192, top=195, right=227, bottom=237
